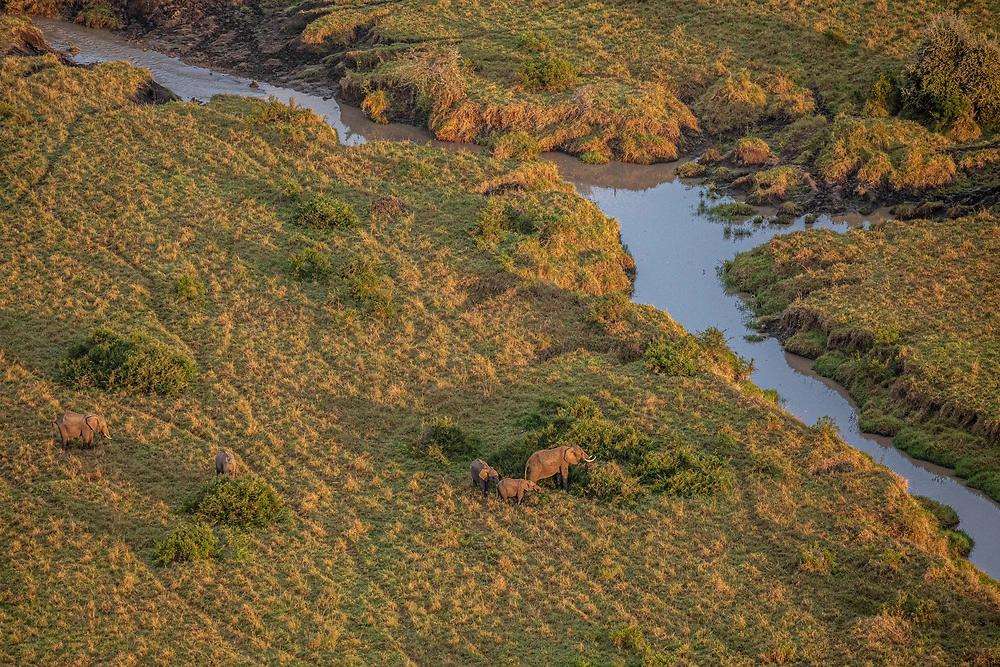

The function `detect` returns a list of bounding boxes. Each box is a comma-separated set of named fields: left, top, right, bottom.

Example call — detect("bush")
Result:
left=415, top=416, right=478, bottom=464
left=583, top=462, right=646, bottom=505
left=187, top=477, right=285, bottom=530
left=903, top=15, right=1000, bottom=132
left=558, top=417, right=649, bottom=464
left=341, top=255, right=396, bottom=318
left=638, top=446, right=733, bottom=497
left=295, top=195, right=361, bottom=229
left=814, top=351, right=848, bottom=378
left=733, top=137, right=773, bottom=165
left=172, top=273, right=205, bottom=302
left=153, top=523, right=218, bottom=565
left=491, top=130, right=541, bottom=160
left=61, top=327, right=196, bottom=396
left=290, top=247, right=333, bottom=282
left=518, top=57, right=577, bottom=92
left=643, top=336, right=699, bottom=376
left=610, top=625, right=650, bottom=652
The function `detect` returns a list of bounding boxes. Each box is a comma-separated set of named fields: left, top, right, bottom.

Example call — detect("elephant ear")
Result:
left=85, top=415, right=98, bottom=432
left=479, top=469, right=488, bottom=480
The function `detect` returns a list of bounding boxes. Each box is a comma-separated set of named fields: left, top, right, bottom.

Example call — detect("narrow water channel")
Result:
left=34, top=17, right=1000, bottom=579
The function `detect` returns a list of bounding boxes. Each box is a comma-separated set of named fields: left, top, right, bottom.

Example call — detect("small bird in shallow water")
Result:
left=249, top=81, right=259, bottom=89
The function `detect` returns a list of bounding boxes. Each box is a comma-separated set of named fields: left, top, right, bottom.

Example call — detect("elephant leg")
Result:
left=561, top=466, right=569, bottom=490
left=554, top=472, right=563, bottom=488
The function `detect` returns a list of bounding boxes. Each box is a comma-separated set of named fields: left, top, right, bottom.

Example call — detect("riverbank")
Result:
left=4, top=17, right=1000, bottom=664
left=6, top=0, right=1000, bottom=217
left=726, top=215, right=1000, bottom=504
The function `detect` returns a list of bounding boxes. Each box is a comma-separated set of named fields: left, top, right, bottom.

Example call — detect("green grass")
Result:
left=726, top=214, right=1000, bottom=500
left=3, top=52, right=1000, bottom=665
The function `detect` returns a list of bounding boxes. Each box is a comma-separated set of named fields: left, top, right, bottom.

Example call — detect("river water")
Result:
left=33, top=17, right=1000, bottom=579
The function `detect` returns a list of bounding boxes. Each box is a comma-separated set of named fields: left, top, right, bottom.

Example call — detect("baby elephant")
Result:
left=53, top=411, right=111, bottom=450
left=470, top=458, right=500, bottom=497
left=215, top=450, right=237, bottom=479
left=497, top=478, right=542, bottom=505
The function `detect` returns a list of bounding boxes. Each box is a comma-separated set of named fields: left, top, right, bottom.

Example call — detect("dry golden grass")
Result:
left=2, top=54, right=1000, bottom=665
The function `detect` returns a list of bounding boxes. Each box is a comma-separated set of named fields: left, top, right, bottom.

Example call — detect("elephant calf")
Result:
left=216, top=450, right=236, bottom=479
left=53, top=411, right=111, bottom=450
left=524, top=444, right=595, bottom=490
left=470, top=458, right=500, bottom=497
left=497, top=478, right=542, bottom=505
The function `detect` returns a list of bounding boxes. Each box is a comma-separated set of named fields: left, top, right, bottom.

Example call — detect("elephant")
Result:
left=497, top=478, right=542, bottom=504
left=216, top=450, right=236, bottom=479
left=53, top=411, right=111, bottom=450
left=470, top=458, right=500, bottom=497
left=524, top=444, right=595, bottom=490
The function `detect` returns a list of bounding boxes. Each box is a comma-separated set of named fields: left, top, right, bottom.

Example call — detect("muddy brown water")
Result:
left=35, top=17, right=1000, bottom=579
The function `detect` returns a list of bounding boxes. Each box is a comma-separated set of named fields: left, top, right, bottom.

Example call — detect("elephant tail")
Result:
left=524, top=462, right=530, bottom=480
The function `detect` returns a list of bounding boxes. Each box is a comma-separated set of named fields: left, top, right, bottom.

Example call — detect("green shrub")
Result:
left=188, top=477, right=285, bottom=530
left=295, top=195, right=361, bottom=229
left=153, top=523, right=218, bottom=565
left=61, top=327, right=196, bottom=396
left=341, top=255, right=396, bottom=317
left=518, top=57, right=577, bottom=92
left=583, top=462, right=645, bottom=505
left=586, top=292, right=633, bottom=328
left=415, top=417, right=478, bottom=465
left=643, top=336, right=699, bottom=376
left=579, top=151, right=609, bottom=165
left=638, top=446, right=733, bottom=497
left=903, top=15, right=1000, bottom=132
left=172, top=273, right=205, bottom=302
left=558, top=418, right=649, bottom=464
left=610, top=625, right=649, bottom=652
left=813, top=351, right=848, bottom=378
left=290, top=247, right=333, bottom=282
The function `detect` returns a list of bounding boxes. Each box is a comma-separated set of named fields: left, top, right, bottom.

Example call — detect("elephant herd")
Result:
left=471, top=444, right=595, bottom=504
left=52, top=410, right=237, bottom=478
left=52, top=410, right=592, bottom=501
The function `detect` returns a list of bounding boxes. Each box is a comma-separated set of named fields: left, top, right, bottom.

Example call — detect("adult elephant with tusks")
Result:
left=524, top=445, right=595, bottom=490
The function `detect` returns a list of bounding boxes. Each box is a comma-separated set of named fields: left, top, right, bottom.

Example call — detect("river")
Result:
left=33, top=17, right=1000, bottom=579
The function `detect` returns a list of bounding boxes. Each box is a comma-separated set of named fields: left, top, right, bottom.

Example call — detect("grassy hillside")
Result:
left=4, top=36, right=1000, bottom=664
left=725, top=214, right=1000, bottom=503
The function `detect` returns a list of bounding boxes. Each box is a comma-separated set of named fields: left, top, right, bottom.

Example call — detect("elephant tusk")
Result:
left=585, top=456, right=596, bottom=462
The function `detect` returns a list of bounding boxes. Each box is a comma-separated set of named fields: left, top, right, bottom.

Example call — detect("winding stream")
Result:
left=34, top=17, right=1000, bottom=579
